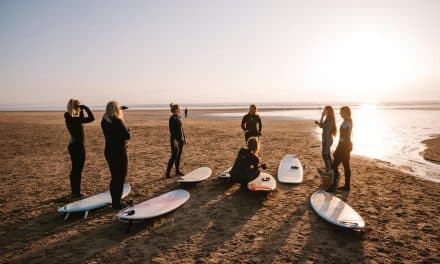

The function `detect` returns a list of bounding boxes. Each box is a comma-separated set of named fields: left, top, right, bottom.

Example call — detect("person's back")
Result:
left=101, top=117, right=130, bottom=154
left=230, top=147, right=260, bottom=187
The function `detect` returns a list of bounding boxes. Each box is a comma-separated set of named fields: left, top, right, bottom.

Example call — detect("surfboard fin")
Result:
left=64, top=213, right=70, bottom=221
left=84, top=211, right=89, bottom=219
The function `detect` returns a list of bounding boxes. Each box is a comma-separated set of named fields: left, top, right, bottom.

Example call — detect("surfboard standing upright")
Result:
left=310, top=190, right=365, bottom=230
left=58, top=184, right=131, bottom=220
left=278, top=154, right=303, bottom=183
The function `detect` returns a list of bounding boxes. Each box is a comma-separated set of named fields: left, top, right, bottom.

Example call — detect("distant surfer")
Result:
left=230, top=137, right=266, bottom=189
left=315, top=106, right=336, bottom=174
left=241, top=104, right=262, bottom=142
left=184, top=108, right=188, bottom=118
left=101, top=101, right=131, bottom=209
left=166, top=103, right=186, bottom=177
left=64, top=99, right=95, bottom=200
left=326, top=106, right=353, bottom=192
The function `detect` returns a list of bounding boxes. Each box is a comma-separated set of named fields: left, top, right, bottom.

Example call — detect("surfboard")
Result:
left=117, top=189, right=190, bottom=222
left=247, top=172, right=277, bottom=191
left=177, top=167, right=212, bottom=183
left=310, top=190, right=365, bottom=229
left=278, top=154, right=303, bottom=183
left=217, top=167, right=232, bottom=179
left=58, top=184, right=131, bottom=220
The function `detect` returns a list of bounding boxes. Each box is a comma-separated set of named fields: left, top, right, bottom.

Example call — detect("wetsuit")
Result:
left=101, top=117, right=130, bottom=208
left=230, top=148, right=260, bottom=188
left=166, top=114, right=185, bottom=176
left=241, top=114, right=262, bottom=142
left=64, top=106, right=94, bottom=195
left=329, top=119, right=353, bottom=191
left=318, top=115, right=335, bottom=172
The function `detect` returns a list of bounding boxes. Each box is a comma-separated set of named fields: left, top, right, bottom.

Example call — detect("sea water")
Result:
left=208, top=104, right=440, bottom=183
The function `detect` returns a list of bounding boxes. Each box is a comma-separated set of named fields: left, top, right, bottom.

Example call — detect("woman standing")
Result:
left=315, top=106, right=336, bottom=173
left=241, top=104, right=262, bottom=143
left=166, top=103, right=186, bottom=177
left=101, top=101, right=131, bottom=209
left=64, top=99, right=95, bottom=199
left=326, top=106, right=353, bottom=192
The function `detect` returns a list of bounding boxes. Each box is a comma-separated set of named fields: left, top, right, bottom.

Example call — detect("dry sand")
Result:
left=0, top=110, right=439, bottom=263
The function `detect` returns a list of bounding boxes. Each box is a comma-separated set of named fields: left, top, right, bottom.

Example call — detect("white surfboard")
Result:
left=310, top=190, right=365, bottom=229
left=177, top=167, right=212, bottom=183
left=58, top=184, right=131, bottom=220
left=217, top=167, right=232, bottom=179
left=278, top=154, right=303, bottom=183
left=117, top=189, right=190, bottom=222
left=247, top=172, right=277, bottom=191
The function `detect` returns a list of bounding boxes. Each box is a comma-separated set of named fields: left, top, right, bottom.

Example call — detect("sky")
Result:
left=1, top=0, right=439, bottom=107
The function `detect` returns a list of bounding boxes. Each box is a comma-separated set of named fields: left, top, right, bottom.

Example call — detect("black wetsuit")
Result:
left=166, top=114, right=185, bottom=176
left=330, top=119, right=353, bottom=190
left=318, top=115, right=335, bottom=171
left=241, top=113, right=262, bottom=142
left=101, top=117, right=130, bottom=208
left=64, top=107, right=94, bottom=195
left=230, top=148, right=260, bottom=187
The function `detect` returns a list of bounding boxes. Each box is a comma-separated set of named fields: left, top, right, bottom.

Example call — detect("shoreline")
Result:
left=0, top=111, right=439, bottom=263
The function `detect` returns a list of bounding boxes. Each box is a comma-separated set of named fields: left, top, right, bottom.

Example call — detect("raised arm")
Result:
left=80, top=105, right=95, bottom=123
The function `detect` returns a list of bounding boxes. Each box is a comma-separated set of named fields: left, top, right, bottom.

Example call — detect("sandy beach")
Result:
left=0, top=110, right=439, bottom=263
left=423, top=135, right=440, bottom=164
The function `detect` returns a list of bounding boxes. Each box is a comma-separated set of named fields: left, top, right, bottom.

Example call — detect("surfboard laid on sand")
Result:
left=247, top=172, right=277, bottom=191
left=310, top=190, right=365, bottom=229
left=58, top=184, right=131, bottom=220
left=217, top=167, right=232, bottom=179
left=117, top=189, right=190, bottom=222
left=177, top=167, right=212, bottom=183
left=278, top=154, right=303, bottom=183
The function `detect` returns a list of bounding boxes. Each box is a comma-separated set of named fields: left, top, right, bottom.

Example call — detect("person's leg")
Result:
left=113, top=151, right=128, bottom=207
left=166, top=141, right=178, bottom=177
left=175, top=141, right=184, bottom=175
left=68, top=143, right=84, bottom=196
left=340, top=153, right=351, bottom=190
left=327, top=150, right=342, bottom=192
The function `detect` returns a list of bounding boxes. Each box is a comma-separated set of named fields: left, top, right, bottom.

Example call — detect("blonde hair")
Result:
left=67, top=99, right=80, bottom=116
left=247, top=137, right=260, bottom=156
left=103, top=101, right=123, bottom=122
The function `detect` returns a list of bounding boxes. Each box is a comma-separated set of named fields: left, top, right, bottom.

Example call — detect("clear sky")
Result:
left=1, top=0, right=439, bottom=107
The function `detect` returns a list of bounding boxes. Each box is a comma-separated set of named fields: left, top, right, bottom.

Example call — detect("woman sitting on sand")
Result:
left=166, top=103, right=186, bottom=177
left=326, top=106, right=353, bottom=192
left=230, top=137, right=266, bottom=189
left=241, top=104, right=262, bottom=142
left=315, top=106, right=336, bottom=174
left=64, top=99, right=95, bottom=200
left=101, top=101, right=131, bottom=210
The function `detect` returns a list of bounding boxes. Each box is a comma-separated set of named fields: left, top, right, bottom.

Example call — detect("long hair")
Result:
left=67, top=99, right=80, bottom=117
left=324, top=105, right=337, bottom=137
left=340, top=106, right=352, bottom=122
left=103, top=101, right=123, bottom=122
left=247, top=137, right=260, bottom=157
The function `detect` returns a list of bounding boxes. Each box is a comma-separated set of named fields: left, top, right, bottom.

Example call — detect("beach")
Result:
left=423, top=135, right=440, bottom=164
left=0, top=110, right=439, bottom=263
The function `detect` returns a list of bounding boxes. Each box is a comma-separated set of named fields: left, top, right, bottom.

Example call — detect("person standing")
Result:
left=184, top=108, right=188, bottom=118
left=64, top=99, right=95, bottom=199
left=101, top=101, right=131, bottom=209
left=326, top=106, right=353, bottom=192
left=315, top=106, right=336, bottom=173
left=166, top=103, right=186, bottom=177
left=241, top=104, right=262, bottom=143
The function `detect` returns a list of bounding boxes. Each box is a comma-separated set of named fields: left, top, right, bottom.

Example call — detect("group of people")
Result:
left=64, top=100, right=352, bottom=210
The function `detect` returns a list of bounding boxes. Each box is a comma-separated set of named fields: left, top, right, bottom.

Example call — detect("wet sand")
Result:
left=0, top=110, right=439, bottom=263
left=423, top=135, right=440, bottom=164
